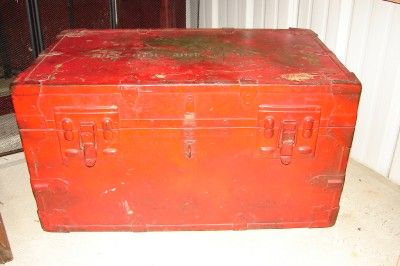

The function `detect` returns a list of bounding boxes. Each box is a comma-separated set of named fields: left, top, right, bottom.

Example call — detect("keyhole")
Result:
left=186, top=144, right=192, bottom=159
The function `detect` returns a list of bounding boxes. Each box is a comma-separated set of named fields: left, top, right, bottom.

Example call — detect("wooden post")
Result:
left=0, top=214, right=12, bottom=264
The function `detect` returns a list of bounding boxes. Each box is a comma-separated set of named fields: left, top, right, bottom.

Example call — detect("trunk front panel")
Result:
left=14, top=85, right=359, bottom=231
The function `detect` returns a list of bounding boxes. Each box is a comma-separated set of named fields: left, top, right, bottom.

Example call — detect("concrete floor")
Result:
left=0, top=153, right=399, bottom=266
left=0, top=113, right=21, bottom=154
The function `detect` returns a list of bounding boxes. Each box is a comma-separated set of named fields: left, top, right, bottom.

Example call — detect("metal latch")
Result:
left=55, top=106, right=119, bottom=167
left=257, top=105, right=320, bottom=165
left=79, top=122, right=97, bottom=167
left=279, top=121, right=296, bottom=165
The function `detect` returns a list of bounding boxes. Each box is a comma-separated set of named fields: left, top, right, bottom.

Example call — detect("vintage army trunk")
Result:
left=12, top=29, right=361, bottom=231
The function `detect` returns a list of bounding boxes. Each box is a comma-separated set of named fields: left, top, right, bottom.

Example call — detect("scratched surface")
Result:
left=11, top=29, right=362, bottom=232
left=15, top=29, right=358, bottom=85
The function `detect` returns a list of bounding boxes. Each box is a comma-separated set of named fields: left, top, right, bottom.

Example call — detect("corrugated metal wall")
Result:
left=187, top=0, right=400, bottom=183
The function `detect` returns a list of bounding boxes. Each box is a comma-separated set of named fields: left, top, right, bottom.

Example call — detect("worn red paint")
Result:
left=12, top=29, right=361, bottom=231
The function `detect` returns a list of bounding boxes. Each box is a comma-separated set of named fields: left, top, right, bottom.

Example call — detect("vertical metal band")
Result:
left=196, top=0, right=200, bottom=28
left=160, top=0, right=178, bottom=28
left=25, top=0, right=43, bottom=58
left=109, top=0, right=118, bottom=28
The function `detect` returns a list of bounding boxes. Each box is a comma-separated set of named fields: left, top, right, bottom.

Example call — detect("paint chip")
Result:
left=45, top=51, right=63, bottom=57
left=103, top=187, right=117, bottom=194
left=85, top=49, right=123, bottom=61
left=153, top=74, right=166, bottom=79
left=281, top=73, right=315, bottom=82
left=122, top=200, right=134, bottom=215
left=63, top=30, right=88, bottom=37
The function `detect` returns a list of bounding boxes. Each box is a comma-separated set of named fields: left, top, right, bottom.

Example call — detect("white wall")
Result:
left=187, top=0, right=400, bottom=183
left=389, top=133, right=400, bottom=183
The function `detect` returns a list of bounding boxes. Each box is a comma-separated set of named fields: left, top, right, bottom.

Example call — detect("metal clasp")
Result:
left=257, top=105, right=321, bottom=165
left=279, top=121, right=297, bottom=165
left=55, top=106, right=119, bottom=167
left=79, top=122, right=97, bottom=167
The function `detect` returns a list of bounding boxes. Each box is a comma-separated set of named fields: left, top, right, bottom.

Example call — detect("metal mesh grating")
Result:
left=115, top=0, right=187, bottom=28
left=0, top=1, right=34, bottom=75
left=38, top=0, right=111, bottom=48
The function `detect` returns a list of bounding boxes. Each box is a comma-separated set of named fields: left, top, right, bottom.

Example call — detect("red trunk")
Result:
left=12, top=29, right=361, bottom=231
